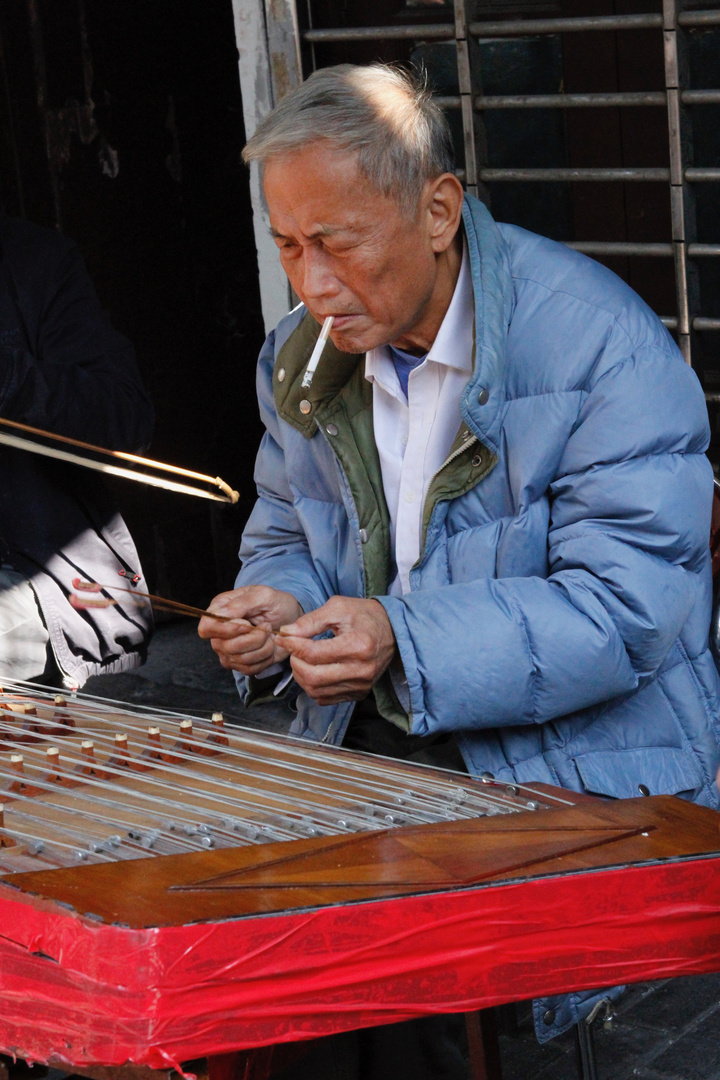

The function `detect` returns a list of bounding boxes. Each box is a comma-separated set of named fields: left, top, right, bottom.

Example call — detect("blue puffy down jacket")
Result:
left=237, top=194, right=720, bottom=811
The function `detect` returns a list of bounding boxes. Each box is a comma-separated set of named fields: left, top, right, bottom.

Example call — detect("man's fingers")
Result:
left=289, top=653, right=376, bottom=697
left=275, top=631, right=347, bottom=663
left=209, top=625, right=270, bottom=656
left=277, top=597, right=396, bottom=704
left=289, top=654, right=345, bottom=686
left=198, top=615, right=253, bottom=640
left=279, top=606, right=336, bottom=639
left=214, top=638, right=271, bottom=664
left=211, top=638, right=279, bottom=675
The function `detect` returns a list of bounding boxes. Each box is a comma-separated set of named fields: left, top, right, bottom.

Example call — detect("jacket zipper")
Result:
left=428, top=432, right=478, bottom=487
left=415, top=433, right=479, bottom=565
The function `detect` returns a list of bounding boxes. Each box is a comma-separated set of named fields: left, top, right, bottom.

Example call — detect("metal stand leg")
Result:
left=465, top=1009, right=503, bottom=1080
left=573, top=1021, right=599, bottom=1080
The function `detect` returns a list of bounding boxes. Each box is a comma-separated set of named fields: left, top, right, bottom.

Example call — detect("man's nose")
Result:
left=299, top=246, right=341, bottom=301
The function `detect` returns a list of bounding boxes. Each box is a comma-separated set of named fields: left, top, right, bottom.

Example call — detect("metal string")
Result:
left=0, top=685, right=565, bottom=868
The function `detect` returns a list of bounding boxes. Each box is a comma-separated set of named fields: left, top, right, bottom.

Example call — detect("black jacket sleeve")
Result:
left=0, top=217, right=154, bottom=452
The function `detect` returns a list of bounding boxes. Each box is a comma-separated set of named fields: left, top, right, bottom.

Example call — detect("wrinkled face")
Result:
left=263, top=144, right=457, bottom=354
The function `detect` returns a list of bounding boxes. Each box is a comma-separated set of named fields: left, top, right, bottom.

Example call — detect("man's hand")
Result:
left=198, top=586, right=302, bottom=676
left=276, top=596, right=397, bottom=705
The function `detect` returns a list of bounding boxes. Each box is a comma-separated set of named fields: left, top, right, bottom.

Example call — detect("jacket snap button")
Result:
left=543, top=1009, right=556, bottom=1026
left=471, top=454, right=482, bottom=468
left=477, top=388, right=489, bottom=406
left=359, top=528, right=369, bottom=543
left=277, top=367, right=286, bottom=383
left=638, top=783, right=650, bottom=796
left=326, top=423, right=338, bottom=436
left=299, top=399, right=312, bottom=415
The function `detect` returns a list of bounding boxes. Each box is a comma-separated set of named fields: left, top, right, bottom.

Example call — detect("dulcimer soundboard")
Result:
left=0, top=683, right=718, bottom=1073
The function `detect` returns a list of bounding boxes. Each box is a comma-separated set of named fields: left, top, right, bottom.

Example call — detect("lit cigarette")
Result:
left=301, top=316, right=334, bottom=389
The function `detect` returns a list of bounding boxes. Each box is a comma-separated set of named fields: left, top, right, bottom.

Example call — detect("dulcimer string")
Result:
left=0, top=689, right=574, bottom=867
left=0, top=677, right=575, bottom=813
left=0, top=416, right=239, bottom=503
left=0, top=706, right=526, bottom=830
left=0, top=708, right=440, bottom=832
left=0, top=753, right=298, bottom=853
left=0, top=691, right=574, bottom=812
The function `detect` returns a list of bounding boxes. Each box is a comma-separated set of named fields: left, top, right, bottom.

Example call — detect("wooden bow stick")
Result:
left=0, top=417, right=239, bottom=503
left=70, top=579, right=245, bottom=625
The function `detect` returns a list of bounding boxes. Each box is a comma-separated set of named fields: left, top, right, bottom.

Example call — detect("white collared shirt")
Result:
left=365, top=243, right=474, bottom=596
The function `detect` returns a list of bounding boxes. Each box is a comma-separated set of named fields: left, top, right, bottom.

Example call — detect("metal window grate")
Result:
left=297, top=3, right=720, bottom=365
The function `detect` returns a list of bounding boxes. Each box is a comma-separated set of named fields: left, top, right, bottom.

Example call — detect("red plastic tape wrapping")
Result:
left=0, top=857, right=718, bottom=1068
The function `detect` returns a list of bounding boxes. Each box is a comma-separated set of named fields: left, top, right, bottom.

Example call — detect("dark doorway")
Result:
left=0, top=0, right=267, bottom=606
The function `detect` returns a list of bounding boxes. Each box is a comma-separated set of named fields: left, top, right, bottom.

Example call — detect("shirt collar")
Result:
left=366, top=237, right=473, bottom=388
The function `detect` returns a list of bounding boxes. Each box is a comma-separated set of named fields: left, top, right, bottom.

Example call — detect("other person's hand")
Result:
left=275, top=596, right=397, bottom=705
left=198, top=586, right=302, bottom=675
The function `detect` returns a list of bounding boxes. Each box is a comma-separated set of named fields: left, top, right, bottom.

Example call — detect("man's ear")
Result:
left=425, top=173, right=464, bottom=254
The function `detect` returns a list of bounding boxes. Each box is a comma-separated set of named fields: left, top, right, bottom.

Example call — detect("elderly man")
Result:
left=200, top=62, right=720, bottom=1058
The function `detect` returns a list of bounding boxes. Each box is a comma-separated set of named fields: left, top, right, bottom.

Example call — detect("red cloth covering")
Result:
left=0, top=856, right=718, bottom=1070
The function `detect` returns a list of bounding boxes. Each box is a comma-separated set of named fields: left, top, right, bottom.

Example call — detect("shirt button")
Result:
left=359, top=528, right=369, bottom=543
left=299, top=399, right=312, bottom=415
left=326, top=423, right=338, bottom=436
left=542, top=1009, right=556, bottom=1026
left=472, top=453, right=482, bottom=467
left=477, top=388, right=490, bottom=406
left=405, top=490, right=415, bottom=504
left=277, top=367, right=286, bottom=383
left=401, top=434, right=408, bottom=447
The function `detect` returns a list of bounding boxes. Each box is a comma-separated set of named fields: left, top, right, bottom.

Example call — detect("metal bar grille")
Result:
left=299, top=4, right=720, bottom=367
left=303, top=9, right=720, bottom=43
left=568, top=242, right=720, bottom=256
left=477, top=167, right=672, bottom=180
left=439, top=90, right=720, bottom=109
left=454, top=0, right=479, bottom=198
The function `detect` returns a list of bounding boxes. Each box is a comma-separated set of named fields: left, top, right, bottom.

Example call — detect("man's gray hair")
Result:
left=242, top=63, right=454, bottom=216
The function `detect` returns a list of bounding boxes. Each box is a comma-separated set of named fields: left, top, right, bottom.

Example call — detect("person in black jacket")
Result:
left=0, top=215, right=154, bottom=689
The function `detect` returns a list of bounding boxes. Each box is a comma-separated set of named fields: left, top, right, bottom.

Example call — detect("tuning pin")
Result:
left=206, top=711, right=229, bottom=750
left=141, top=726, right=178, bottom=766
left=43, top=746, right=62, bottom=784
left=75, top=740, right=108, bottom=780
left=51, top=694, right=75, bottom=729
left=174, top=719, right=196, bottom=755
left=0, top=800, right=16, bottom=849
left=2, top=754, right=39, bottom=797
left=2, top=701, right=41, bottom=742
left=8, top=702, right=37, bottom=717
left=143, top=726, right=163, bottom=758
left=107, top=732, right=132, bottom=769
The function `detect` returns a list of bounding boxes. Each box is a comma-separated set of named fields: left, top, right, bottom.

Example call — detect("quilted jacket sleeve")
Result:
left=237, top=331, right=332, bottom=618
left=377, top=337, right=714, bottom=736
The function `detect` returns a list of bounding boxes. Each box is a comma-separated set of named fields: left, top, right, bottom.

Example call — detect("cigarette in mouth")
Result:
left=301, top=316, right=334, bottom=389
